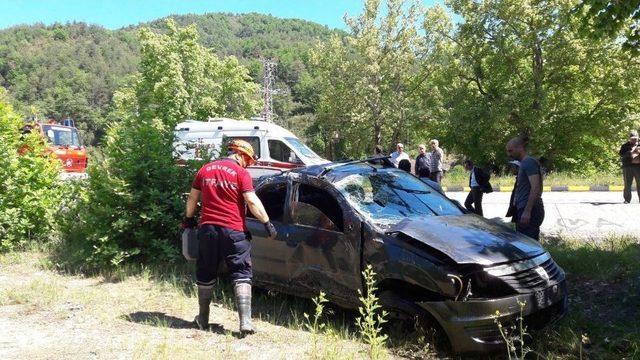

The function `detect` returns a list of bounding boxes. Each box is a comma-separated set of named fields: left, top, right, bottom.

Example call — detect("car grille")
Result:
left=485, top=253, right=563, bottom=293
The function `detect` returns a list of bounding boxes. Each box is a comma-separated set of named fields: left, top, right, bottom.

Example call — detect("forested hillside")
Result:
left=2, top=2, right=639, bottom=171
left=0, top=13, right=337, bottom=144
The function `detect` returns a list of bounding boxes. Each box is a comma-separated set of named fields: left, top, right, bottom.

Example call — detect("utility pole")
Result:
left=261, top=58, right=277, bottom=123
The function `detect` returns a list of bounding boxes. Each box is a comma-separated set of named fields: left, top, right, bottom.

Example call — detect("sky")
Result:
left=0, top=0, right=442, bottom=31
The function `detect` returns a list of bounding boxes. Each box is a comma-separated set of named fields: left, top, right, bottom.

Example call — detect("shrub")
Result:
left=0, top=90, right=62, bottom=252
left=58, top=117, right=190, bottom=269
left=57, top=20, right=259, bottom=270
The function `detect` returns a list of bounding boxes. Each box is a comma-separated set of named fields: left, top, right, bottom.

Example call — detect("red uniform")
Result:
left=192, top=159, right=254, bottom=232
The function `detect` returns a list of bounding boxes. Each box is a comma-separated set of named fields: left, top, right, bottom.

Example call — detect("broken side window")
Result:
left=292, top=184, right=344, bottom=232
left=249, top=183, right=287, bottom=222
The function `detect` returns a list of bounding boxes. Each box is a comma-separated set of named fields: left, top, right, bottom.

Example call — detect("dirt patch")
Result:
left=0, top=253, right=374, bottom=360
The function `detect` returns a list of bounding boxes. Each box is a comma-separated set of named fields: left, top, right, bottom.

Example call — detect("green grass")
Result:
left=442, top=167, right=624, bottom=188
left=2, top=236, right=638, bottom=359
left=530, top=236, right=640, bottom=359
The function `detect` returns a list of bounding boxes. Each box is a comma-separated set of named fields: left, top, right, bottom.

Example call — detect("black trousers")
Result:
left=515, top=203, right=545, bottom=241
left=464, top=187, right=484, bottom=216
left=196, top=224, right=252, bottom=286
left=430, top=171, right=442, bottom=184
left=623, top=166, right=640, bottom=203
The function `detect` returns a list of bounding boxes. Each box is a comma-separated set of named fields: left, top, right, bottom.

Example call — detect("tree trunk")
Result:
left=390, top=109, right=405, bottom=147
left=373, top=122, right=381, bottom=152
left=532, top=39, right=543, bottom=111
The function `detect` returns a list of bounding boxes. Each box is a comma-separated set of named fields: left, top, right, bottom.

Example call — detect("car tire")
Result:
left=378, top=290, right=451, bottom=352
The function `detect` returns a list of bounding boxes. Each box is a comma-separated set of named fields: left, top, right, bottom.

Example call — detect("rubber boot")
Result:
left=194, top=284, right=213, bottom=330
left=234, top=280, right=256, bottom=335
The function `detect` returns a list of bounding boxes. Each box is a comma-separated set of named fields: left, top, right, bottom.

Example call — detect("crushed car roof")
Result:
left=289, top=157, right=396, bottom=182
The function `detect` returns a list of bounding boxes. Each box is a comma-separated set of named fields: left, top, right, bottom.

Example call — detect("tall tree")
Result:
left=576, top=0, right=640, bottom=54
left=310, top=0, right=426, bottom=159
left=423, top=0, right=640, bottom=171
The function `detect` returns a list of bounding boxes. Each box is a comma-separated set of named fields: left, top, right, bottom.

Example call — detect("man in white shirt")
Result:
left=390, top=143, right=410, bottom=167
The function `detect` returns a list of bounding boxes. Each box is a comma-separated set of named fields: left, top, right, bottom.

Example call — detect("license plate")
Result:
left=534, top=290, right=546, bottom=308
left=535, top=284, right=559, bottom=308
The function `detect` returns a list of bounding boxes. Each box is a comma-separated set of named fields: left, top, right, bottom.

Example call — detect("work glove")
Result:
left=263, top=221, right=277, bottom=239
left=182, top=217, right=198, bottom=229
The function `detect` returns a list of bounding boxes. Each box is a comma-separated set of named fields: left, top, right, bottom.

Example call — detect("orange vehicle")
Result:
left=23, top=118, right=88, bottom=174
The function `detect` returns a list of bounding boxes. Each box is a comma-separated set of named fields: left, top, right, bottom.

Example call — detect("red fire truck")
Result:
left=23, top=118, right=88, bottom=176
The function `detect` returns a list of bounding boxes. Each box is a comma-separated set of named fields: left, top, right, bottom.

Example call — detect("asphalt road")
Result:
left=446, top=191, right=640, bottom=238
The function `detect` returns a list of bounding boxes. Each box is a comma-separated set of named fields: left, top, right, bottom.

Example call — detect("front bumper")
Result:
left=58, top=172, right=89, bottom=181
left=418, top=280, right=568, bottom=354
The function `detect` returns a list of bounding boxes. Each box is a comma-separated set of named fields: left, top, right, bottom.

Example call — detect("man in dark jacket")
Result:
left=619, top=130, right=640, bottom=203
left=414, top=144, right=431, bottom=178
left=463, top=159, right=492, bottom=216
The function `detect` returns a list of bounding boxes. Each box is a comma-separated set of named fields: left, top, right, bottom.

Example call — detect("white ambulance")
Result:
left=174, top=118, right=329, bottom=175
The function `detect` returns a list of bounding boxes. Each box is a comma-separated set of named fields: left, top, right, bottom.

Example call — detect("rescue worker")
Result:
left=182, top=139, right=277, bottom=335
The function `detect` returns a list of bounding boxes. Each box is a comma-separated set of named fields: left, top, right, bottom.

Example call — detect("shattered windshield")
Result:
left=335, top=170, right=463, bottom=227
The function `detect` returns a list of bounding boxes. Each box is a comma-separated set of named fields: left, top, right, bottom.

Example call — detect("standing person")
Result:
left=390, top=143, right=410, bottom=168
left=398, top=159, right=412, bottom=173
left=414, top=144, right=431, bottom=178
left=463, top=160, right=492, bottom=216
left=183, top=139, right=277, bottom=335
left=429, top=139, right=444, bottom=183
left=506, top=135, right=544, bottom=240
left=619, top=130, right=640, bottom=203
left=505, top=160, right=520, bottom=223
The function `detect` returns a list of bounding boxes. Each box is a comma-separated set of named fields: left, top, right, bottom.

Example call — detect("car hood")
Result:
left=390, top=215, right=545, bottom=266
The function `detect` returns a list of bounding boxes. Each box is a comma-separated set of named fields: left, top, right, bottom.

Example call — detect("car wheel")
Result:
left=378, top=290, right=451, bottom=352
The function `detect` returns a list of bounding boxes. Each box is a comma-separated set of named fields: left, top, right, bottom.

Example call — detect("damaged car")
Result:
left=245, top=158, right=568, bottom=353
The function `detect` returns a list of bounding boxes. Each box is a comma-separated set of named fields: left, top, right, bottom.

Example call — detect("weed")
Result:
left=356, top=264, right=388, bottom=360
left=304, top=291, right=328, bottom=358
left=493, top=300, right=530, bottom=360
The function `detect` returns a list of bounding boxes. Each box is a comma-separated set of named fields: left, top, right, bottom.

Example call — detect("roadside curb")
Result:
left=442, top=185, right=634, bottom=192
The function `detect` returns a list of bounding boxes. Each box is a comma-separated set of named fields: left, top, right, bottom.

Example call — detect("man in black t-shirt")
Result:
left=506, top=136, right=544, bottom=240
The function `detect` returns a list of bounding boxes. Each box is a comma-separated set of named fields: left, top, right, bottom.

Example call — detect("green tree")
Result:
left=423, top=0, right=640, bottom=171
left=0, top=89, right=61, bottom=252
left=60, top=20, right=260, bottom=269
left=309, top=0, right=426, bottom=159
left=576, top=0, right=640, bottom=54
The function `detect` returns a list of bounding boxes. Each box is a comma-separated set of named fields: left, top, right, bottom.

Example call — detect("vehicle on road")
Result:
left=244, top=158, right=568, bottom=354
left=174, top=118, right=329, bottom=177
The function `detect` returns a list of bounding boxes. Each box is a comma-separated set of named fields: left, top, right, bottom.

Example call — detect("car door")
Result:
left=246, top=179, right=294, bottom=285
left=286, top=176, right=362, bottom=305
